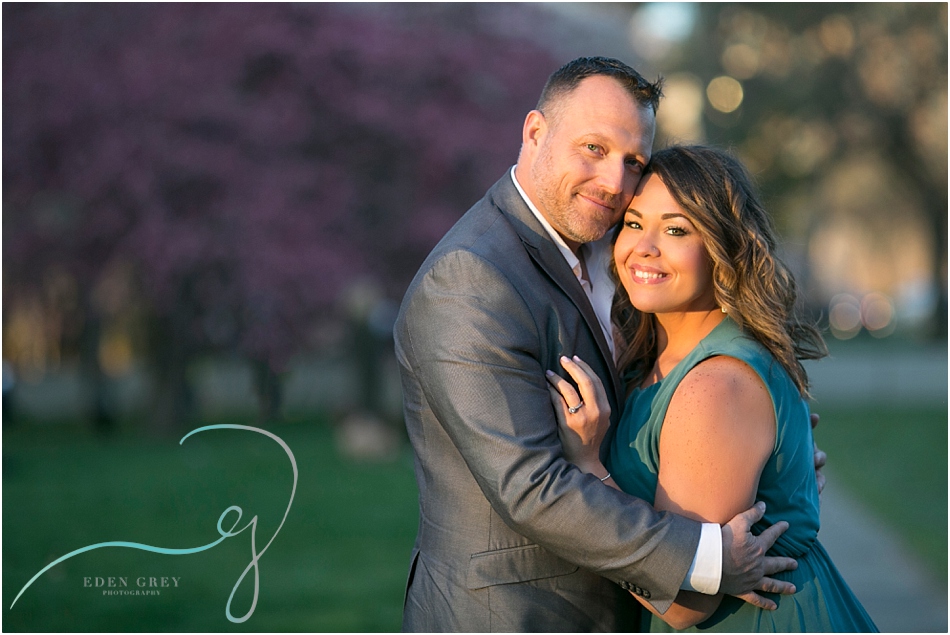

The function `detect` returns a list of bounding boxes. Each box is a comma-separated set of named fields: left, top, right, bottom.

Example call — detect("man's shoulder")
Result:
left=424, top=174, right=534, bottom=268
left=394, top=178, right=538, bottom=342
left=395, top=173, right=548, bottom=322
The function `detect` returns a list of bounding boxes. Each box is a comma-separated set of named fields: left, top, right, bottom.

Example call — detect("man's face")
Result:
left=521, top=76, right=656, bottom=250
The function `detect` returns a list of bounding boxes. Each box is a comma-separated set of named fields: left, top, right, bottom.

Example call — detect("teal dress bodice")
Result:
left=607, top=318, right=877, bottom=632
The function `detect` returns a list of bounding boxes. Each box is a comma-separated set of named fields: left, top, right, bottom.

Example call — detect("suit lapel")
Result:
left=488, top=175, right=624, bottom=404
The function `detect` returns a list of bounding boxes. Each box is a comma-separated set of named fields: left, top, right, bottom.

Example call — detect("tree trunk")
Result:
left=927, top=192, right=948, bottom=339
left=252, top=358, right=282, bottom=424
left=148, top=306, right=195, bottom=437
left=79, top=306, right=116, bottom=436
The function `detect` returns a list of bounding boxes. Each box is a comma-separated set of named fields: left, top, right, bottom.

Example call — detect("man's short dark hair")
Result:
left=537, top=56, right=663, bottom=116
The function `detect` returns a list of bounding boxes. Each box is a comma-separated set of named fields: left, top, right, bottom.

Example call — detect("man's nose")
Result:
left=595, top=157, right=627, bottom=197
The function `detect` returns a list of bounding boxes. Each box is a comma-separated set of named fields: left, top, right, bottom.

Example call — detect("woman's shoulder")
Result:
left=697, top=317, right=768, bottom=359
left=693, top=318, right=787, bottom=388
left=651, top=318, right=773, bottom=411
left=667, top=321, right=775, bottom=427
left=674, top=354, right=772, bottom=418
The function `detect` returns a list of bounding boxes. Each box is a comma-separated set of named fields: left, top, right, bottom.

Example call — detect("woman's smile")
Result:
left=629, top=263, right=668, bottom=284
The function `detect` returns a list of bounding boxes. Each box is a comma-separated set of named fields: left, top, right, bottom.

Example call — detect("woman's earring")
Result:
left=721, top=306, right=727, bottom=314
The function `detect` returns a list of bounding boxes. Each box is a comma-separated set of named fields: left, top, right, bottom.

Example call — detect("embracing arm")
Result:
left=643, top=356, right=777, bottom=628
left=399, top=250, right=699, bottom=611
left=550, top=355, right=799, bottom=619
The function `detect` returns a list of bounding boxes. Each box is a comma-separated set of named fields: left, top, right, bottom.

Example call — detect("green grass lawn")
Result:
left=2, top=419, right=419, bottom=632
left=812, top=403, right=948, bottom=581
left=3, top=402, right=946, bottom=631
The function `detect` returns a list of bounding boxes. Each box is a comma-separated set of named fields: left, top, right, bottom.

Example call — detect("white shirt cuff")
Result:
left=680, top=522, right=722, bottom=594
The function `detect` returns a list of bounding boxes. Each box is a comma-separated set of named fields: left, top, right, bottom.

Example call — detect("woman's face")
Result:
left=613, top=173, right=717, bottom=316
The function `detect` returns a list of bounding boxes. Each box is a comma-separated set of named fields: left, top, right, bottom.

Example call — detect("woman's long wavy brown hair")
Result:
left=612, top=145, right=827, bottom=397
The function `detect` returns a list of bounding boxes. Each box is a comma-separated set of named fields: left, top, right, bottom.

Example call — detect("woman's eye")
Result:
left=624, top=220, right=641, bottom=229
left=667, top=226, right=687, bottom=236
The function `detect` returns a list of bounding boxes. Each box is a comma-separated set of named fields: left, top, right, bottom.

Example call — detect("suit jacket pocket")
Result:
left=466, top=543, right=579, bottom=589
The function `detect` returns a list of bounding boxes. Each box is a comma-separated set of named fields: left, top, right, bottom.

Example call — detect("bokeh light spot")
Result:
left=829, top=293, right=862, bottom=339
left=722, top=43, right=760, bottom=79
left=861, top=292, right=896, bottom=337
left=706, top=76, right=744, bottom=113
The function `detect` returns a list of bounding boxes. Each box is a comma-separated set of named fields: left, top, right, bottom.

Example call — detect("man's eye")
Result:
left=586, top=143, right=600, bottom=152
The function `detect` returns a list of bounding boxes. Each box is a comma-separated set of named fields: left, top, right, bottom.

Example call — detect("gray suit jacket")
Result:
left=395, top=174, right=701, bottom=632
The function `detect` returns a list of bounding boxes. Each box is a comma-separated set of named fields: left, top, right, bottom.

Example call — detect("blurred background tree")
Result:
left=3, top=3, right=556, bottom=433
left=8, top=4, right=943, bottom=437
left=627, top=2, right=947, bottom=340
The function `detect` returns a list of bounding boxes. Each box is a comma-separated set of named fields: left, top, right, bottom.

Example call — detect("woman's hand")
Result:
left=545, top=355, right=611, bottom=470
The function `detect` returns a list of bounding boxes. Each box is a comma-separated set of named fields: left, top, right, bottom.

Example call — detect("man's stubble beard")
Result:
left=531, top=144, right=620, bottom=247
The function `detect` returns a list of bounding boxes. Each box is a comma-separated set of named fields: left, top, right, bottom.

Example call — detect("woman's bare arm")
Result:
left=635, top=356, right=776, bottom=629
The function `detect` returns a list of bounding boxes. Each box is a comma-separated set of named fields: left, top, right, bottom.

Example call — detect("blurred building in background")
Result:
left=3, top=3, right=947, bottom=433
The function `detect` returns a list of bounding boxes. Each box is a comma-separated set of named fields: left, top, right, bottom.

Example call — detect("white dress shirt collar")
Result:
left=510, top=167, right=615, bottom=358
left=510, top=167, right=580, bottom=272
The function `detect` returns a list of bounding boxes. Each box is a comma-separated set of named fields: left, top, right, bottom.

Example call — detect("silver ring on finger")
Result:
left=568, top=401, right=585, bottom=414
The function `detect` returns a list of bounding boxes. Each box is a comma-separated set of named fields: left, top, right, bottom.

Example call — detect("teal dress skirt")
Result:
left=607, top=318, right=878, bottom=632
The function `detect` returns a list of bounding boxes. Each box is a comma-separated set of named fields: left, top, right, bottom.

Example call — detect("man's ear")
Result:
left=522, top=109, right=547, bottom=150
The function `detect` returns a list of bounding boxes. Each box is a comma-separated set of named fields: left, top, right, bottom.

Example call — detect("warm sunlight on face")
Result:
left=613, top=173, right=716, bottom=315
left=527, top=76, right=655, bottom=250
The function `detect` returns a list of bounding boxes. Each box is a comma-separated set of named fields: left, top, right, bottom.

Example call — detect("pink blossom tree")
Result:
left=3, top=3, right=557, bottom=431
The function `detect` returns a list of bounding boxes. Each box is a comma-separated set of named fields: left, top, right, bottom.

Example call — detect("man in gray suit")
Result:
left=395, top=57, right=799, bottom=632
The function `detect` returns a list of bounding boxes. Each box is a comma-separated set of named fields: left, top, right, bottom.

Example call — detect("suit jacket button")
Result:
left=642, top=589, right=651, bottom=599
left=620, top=581, right=630, bottom=590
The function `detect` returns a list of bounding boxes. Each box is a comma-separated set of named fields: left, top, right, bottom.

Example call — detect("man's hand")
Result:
left=811, top=412, right=826, bottom=496
left=719, top=502, right=798, bottom=610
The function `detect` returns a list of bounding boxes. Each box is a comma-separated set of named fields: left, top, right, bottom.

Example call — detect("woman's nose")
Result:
left=635, top=234, right=659, bottom=257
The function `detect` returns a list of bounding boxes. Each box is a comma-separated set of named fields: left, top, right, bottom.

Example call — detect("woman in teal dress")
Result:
left=547, top=146, right=877, bottom=632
